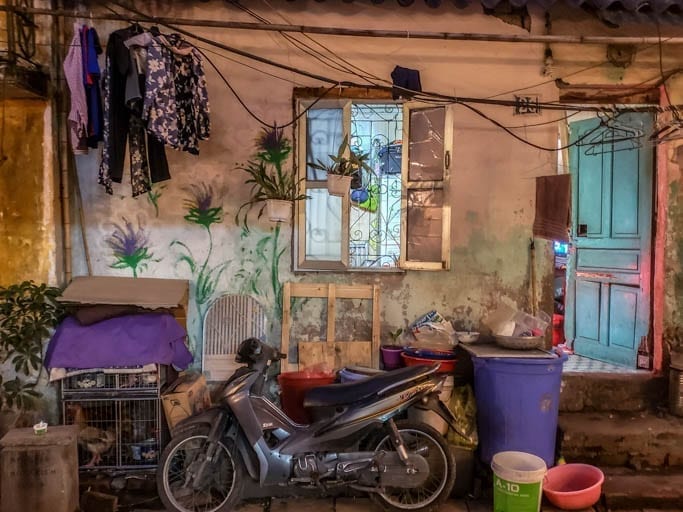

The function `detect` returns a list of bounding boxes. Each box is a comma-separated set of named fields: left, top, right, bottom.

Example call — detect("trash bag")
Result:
left=446, top=383, right=478, bottom=449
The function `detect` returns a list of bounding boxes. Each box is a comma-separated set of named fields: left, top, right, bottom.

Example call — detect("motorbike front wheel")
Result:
left=157, top=425, right=243, bottom=512
left=368, top=420, right=456, bottom=512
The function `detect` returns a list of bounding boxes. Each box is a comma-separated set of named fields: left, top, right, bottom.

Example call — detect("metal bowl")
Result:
left=493, top=334, right=543, bottom=350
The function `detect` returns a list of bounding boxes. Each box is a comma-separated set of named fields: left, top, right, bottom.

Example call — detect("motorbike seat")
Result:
left=303, top=364, right=438, bottom=409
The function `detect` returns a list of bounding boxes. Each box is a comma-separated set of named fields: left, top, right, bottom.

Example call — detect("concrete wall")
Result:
left=0, top=99, right=56, bottom=286
left=56, top=0, right=682, bottom=365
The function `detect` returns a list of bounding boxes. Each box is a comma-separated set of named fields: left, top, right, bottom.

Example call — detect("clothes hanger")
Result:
left=583, top=112, right=644, bottom=156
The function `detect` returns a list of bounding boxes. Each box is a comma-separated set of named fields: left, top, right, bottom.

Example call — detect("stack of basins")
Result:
left=402, top=347, right=457, bottom=433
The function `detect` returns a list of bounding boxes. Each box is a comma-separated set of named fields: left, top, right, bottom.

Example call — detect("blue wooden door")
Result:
left=565, top=113, right=653, bottom=367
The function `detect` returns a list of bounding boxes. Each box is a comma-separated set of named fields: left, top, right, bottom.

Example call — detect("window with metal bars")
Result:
left=295, top=92, right=452, bottom=271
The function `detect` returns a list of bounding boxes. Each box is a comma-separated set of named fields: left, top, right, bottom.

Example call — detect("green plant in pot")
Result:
left=308, top=135, right=374, bottom=197
left=0, top=281, right=64, bottom=413
left=236, top=126, right=307, bottom=229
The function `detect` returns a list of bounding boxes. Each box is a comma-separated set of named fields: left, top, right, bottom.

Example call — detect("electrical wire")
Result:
left=230, top=2, right=376, bottom=81
left=198, top=46, right=339, bottom=128
left=99, top=1, right=659, bottom=151
left=457, top=101, right=611, bottom=152
left=194, top=44, right=305, bottom=85
left=503, top=110, right=581, bottom=130
left=253, top=0, right=388, bottom=85
left=486, top=37, right=677, bottom=100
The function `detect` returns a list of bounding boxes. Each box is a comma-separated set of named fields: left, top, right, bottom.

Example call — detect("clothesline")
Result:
left=63, top=22, right=211, bottom=198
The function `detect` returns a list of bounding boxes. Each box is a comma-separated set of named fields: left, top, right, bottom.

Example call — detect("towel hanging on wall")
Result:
left=533, top=174, right=571, bottom=242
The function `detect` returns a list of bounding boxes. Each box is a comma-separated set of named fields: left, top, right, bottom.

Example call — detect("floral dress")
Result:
left=143, top=34, right=210, bottom=155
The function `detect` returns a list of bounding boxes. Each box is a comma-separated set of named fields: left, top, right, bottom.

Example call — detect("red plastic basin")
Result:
left=400, top=353, right=456, bottom=373
left=543, top=463, right=604, bottom=510
left=278, top=371, right=336, bottom=424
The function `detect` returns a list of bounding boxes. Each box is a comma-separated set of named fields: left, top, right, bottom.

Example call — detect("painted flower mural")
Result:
left=172, top=182, right=228, bottom=356
left=106, top=217, right=154, bottom=278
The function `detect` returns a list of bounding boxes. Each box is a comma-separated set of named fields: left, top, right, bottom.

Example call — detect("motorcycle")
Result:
left=157, top=337, right=465, bottom=512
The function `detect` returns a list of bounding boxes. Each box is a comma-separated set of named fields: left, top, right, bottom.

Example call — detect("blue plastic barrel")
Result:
left=472, top=351, right=567, bottom=468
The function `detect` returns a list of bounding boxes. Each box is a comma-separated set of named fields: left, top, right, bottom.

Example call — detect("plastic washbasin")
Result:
left=543, top=463, right=604, bottom=510
left=400, top=352, right=456, bottom=373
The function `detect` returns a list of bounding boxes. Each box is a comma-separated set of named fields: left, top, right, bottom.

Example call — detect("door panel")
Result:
left=577, top=158, right=605, bottom=237
left=575, top=280, right=600, bottom=341
left=577, top=249, right=640, bottom=272
left=566, top=112, right=653, bottom=367
left=608, top=285, right=638, bottom=350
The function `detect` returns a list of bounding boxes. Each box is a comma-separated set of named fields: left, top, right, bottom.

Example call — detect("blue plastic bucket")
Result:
left=473, top=351, right=567, bottom=468
left=339, top=367, right=371, bottom=383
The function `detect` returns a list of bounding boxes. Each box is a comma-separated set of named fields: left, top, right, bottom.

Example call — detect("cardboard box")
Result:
left=161, top=373, right=211, bottom=430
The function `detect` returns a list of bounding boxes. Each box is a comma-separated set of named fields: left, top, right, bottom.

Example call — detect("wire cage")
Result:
left=61, top=367, right=162, bottom=393
left=61, top=366, right=168, bottom=470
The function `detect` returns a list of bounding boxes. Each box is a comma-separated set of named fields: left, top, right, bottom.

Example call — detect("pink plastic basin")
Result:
left=543, top=463, right=604, bottom=510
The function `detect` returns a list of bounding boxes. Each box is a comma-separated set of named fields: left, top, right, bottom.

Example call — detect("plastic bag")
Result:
left=446, top=384, right=478, bottom=449
left=483, top=303, right=550, bottom=337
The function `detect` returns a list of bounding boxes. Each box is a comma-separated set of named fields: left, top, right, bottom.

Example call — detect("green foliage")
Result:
left=147, top=184, right=166, bottom=218
left=307, top=135, right=373, bottom=177
left=236, top=126, right=307, bottom=230
left=0, top=281, right=64, bottom=411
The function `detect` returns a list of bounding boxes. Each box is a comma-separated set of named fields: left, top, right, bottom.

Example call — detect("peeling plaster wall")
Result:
left=664, top=76, right=683, bottom=337
left=0, top=99, right=55, bottom=286
left=63, top=0, right=683, bottom=365
left=68, top=1, right=562, bottom=363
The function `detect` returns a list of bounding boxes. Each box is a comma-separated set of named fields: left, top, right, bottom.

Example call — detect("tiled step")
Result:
left=560, top=373, right=667, bottom=413
left=602, top=468, right=683, bottom=510
left=558, top=411, right=683, bottom=468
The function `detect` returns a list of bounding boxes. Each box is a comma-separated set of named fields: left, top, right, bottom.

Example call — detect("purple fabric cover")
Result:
left=45, top=313, right=193, bottom=370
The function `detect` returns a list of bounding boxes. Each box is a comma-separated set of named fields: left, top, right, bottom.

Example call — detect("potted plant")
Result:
left=308, top=136, right=374, bottom=197
left=0, top=281, right=64, bottom=428
left=236, top=126, right=307, bottom=227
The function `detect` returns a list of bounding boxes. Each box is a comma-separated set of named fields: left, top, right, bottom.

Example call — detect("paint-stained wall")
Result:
left=67, top=1, right=560, bottom=367
left=56, top=0, right=682, bottom=367
left=0, top=99, right=55, bottom=286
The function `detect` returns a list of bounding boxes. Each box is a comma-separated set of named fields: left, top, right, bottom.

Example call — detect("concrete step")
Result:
left=558, top=411, right=683, bottom=468
left=602, top=468, right=683, bottom=510
left=560, top=373, right=667, bottom=413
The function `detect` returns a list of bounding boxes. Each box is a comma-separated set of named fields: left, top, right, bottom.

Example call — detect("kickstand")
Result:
left=332, top=497, right=337, bottom=512
left=262, top=497, right=272, bottom=512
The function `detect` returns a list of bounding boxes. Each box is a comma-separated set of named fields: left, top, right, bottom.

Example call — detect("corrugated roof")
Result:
left=322, top=0, right=683, bottom=12
left=289, top=0, right=683, bottom=25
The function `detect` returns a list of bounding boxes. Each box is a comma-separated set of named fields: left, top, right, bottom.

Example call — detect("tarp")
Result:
left=45, top=313, right=193, bottom=370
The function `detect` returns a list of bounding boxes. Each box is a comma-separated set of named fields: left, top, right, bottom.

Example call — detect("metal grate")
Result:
left=61, top=366, right=167, bottom=471
left=203, top=294, right=267, bottom=357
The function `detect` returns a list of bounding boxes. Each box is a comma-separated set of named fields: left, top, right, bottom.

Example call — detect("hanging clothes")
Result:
left=81, top=26, right=104, bottom=148
left=98, top=25, right=170, bottom=197
left=142, top=33, right=210, bottom=155
left=63, top=23, right=88, bottom=154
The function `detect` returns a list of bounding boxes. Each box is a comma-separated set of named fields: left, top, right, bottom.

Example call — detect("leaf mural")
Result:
left=106, top=217, right=154, bottom=278
left=172, top=183, right=227, bottom=357
left=235, top=223, right=285, bottom=320
left=147, top=184, right=166, bottom=218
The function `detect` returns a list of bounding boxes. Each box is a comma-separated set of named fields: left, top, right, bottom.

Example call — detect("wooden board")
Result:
left=298, top=341, right=373, bottom=370
left=281, top=283, right=380, bottom=371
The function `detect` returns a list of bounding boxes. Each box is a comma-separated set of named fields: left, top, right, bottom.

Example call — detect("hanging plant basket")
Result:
left=265, top=199, right=292, bottom=223
left=327, top=174, right=352, bottom=197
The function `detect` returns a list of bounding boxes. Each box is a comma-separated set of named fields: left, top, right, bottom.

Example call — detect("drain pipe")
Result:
left=51, top=0, right=71, bottom=284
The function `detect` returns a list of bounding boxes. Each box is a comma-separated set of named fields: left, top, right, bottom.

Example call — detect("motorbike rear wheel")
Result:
left=368, top=420, right=456, bottom=512
left=157, top=425, right=243, bottom=512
